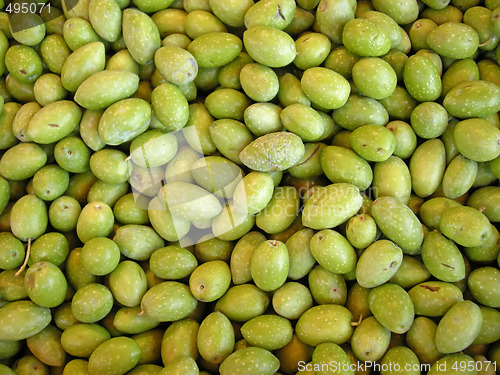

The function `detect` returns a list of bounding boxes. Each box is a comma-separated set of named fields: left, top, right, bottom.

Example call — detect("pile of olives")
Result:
left=0, top=0, right=500, bottom=374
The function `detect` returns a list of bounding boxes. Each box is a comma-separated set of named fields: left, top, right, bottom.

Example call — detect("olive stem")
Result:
left=350, top=314, right=363, bottom=327
left=479, top=35, right=495, bottom=48
left=14, top=237, right=31, bottom=277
